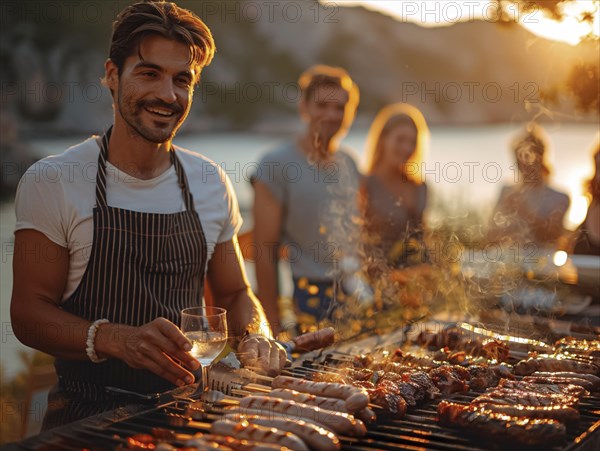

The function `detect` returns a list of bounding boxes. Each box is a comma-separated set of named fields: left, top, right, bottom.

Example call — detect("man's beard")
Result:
left=118, top=86, right=186, bottom=144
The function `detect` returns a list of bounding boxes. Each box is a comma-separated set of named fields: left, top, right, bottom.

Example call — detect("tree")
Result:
left=494, top=0, right=599, bottom=114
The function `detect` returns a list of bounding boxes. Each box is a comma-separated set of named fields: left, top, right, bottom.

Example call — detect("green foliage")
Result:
left=493, top=0, right=599, bottom=115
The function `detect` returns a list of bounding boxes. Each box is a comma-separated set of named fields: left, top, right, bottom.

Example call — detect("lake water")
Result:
left=1, top=123, right=597, bottom=379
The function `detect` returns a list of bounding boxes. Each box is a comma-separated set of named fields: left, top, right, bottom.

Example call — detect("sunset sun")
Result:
left=520, top=0, right=600, bottom=45
left=343, top=0, right=599, bottom=45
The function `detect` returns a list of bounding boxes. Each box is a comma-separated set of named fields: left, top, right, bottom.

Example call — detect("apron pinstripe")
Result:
left=42, top=128, right=207, bottom=429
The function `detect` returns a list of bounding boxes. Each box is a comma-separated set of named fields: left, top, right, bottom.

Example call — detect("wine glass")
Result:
left=181, top=306, right=227, bottom=392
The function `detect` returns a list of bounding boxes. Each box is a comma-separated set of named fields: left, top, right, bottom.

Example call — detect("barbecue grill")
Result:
left=7, top=320, right=600, bottom=451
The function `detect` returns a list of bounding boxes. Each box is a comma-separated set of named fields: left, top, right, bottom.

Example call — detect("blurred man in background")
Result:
left=252, top=65, right=361, bottom=337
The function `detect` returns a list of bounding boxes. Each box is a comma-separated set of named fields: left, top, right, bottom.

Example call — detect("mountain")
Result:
left=1, top=0, right=596, bottom=135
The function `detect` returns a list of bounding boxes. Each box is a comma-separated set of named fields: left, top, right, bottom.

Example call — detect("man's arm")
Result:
left=11, top=229, right=199, bottom=386
left=252, top=180, right=283, bottom=337
left=206, top=237, right=286, bottom=375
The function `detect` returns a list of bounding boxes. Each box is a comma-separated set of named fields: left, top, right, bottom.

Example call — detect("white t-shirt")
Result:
left=15, top=137, right=242, bottom=301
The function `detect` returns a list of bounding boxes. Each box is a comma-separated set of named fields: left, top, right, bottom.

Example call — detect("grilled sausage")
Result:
left=514, top=357, right=599, bottom=376
left=354, top=407, right=377, bottom=424
left=497, top=379, right=589, bottom=398
left=293, top=327, right=335, bottom=352
left=437, top=401, right=566, bottom=446
left=184, top=432, right=293, bottom=451
left=238, top=395, right=367, bottom=437
left=266, top=389, right=347, bottom=412
left=271, top=376, right=369, bottom=411
left=223, top=413, right=341, bottom=451
left=345, top=391, right=370, bottom=412
left=223, top=407, right=336, bottom=434
left=554, top=338, right=600, bottom=359
left=475, top=402, right=580, bottom=423
left=523, top=376, right=595, bottom=391
left=210, top=419, right=308, bottom=451
left=472, top=388, right=579, bottom=407
left=530, top=372, right=600, bottom=390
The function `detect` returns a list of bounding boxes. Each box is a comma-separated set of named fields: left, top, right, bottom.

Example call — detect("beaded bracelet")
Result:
left=86, top=319, right=109, bottom=363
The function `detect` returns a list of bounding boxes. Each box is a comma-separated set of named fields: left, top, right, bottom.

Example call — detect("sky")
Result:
left=340, top=0, right=600, bottom=45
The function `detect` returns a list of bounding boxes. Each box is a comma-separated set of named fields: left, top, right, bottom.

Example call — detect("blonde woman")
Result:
left=361, top=103, right=429, bottom=268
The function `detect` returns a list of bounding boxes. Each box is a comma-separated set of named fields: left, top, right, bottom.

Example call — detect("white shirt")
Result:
left=15, top=137, right=242, bottom=301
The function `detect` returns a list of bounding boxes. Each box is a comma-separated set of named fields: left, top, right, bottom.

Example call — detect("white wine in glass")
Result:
left=181, top=306, right=227, bottom=391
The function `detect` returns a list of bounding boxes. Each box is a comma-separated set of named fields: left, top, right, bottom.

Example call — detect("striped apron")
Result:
left=42, top=128, right=207, bottom=429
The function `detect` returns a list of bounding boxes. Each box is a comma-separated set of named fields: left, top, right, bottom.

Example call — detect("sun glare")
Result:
left=567, top=195, right=591, bottom=228
left=340, top=0, right=599, bottom=45
left=519, top=0, right=600, bottom=45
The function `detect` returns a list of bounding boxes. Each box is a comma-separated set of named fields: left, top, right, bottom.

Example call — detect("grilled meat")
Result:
left=352, top=354, right=374, bottom=368
left=375, top=370, right=439, bottom=404
left=554, top=338, right=600, bottom=359
left=365, top=380, right=407, bottom=417
left=481, top=339, right=510, bottom=362
left=472, top=388, right=579, bottom=407
left=418, top=327, right=465, bottom=349
left=437, top=401, right=566, bottom=446
left=530, top=371, right=600, bottom=390
left=345, top=368, right=374, bottom=382
left=431, top=348, right=470, bottom=365
left=514, top=356, right=599, bottom=376
left=350, top=380, right=375, bottom=390
left=389, top=350, right=438, bottom=368
left=429, top=365, right=470, bottom=395
left=522, top=376, right=595, bottom=391
left=311, top=372, right=347, bottom=384
left=408, top=371, right=441, bottom=400
left=498, top=379, right=589, bottom=398
left=475, top=402, right=580, bottom=423
left=467, top=365, right=499, bottom=390
left=417, top=327, right=509, bottom=361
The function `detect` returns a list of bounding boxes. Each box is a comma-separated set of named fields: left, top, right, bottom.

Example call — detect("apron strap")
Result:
left=95, top=127, right=111, bottom=208
left=95, top=126, right=196, bottom=211
left=170, top=148, right=196, bottom=212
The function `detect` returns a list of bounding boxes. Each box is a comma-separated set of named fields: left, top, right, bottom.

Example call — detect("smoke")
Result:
left=302, top=155, right=571, bottom=341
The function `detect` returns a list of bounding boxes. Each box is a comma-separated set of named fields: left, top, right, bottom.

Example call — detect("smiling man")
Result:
left=252, top=66, right=361, bottom=337
left=11, top=1, right=286, bottom=429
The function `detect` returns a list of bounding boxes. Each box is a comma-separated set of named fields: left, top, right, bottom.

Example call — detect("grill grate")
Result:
left=14, top=341, right=600, bottom=451
left=288, top=350, right=600, bottom=451
left=19, top=379, right=599, bottom=451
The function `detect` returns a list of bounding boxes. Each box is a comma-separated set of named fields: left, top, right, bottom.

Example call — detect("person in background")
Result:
left=251, top=65, right=361, bottom=337
left=361, top=103, right=429, bottom=271
left=573, top=144, right=600, bottom=255
left=10, top=1, right=288, bottom=430
left=487, top=123, right=570, bottom=250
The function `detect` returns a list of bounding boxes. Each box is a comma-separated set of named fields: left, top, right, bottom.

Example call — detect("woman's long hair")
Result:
left=587, top=144, right=600, bottom=200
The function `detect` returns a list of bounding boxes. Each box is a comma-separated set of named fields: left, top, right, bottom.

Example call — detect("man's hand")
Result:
left=97, top=317, right=200, bottom=386
left=236, top=333, right=287, bottom=377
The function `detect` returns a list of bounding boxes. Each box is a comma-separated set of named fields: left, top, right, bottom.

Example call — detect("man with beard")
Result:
left=11, top=1, right=288, bottom=429
left=252, top=66, right=361, bottom=338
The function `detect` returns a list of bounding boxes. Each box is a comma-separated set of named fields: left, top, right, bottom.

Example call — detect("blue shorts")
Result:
left=292, top=278, right=349, bottom=332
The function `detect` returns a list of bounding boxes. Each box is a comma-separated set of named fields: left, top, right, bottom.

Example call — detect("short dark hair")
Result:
left=108, top=1, right=215, bottom=83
